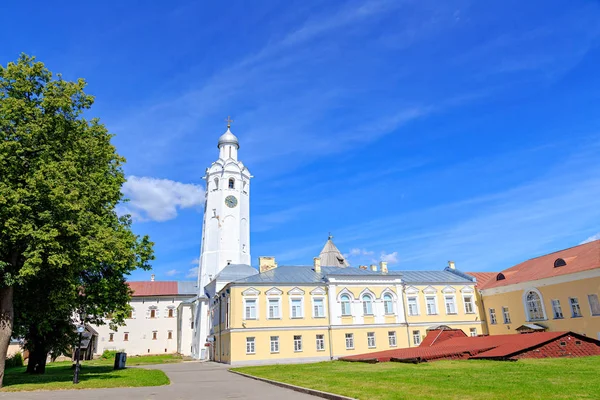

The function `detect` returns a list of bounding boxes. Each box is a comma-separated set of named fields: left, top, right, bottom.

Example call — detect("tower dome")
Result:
left=218, top=128, right=239, bottom=149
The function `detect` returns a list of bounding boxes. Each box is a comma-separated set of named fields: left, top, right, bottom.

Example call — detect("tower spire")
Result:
left=225, top=115, right=234, bottom=129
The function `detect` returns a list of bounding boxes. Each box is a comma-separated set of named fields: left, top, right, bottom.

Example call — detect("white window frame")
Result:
left=267, top=298, right=281, bottom=319
left=340, top=294, right=352, bottom=316
left=502, top=306, right=511, bottom=324
left=588, top=294, right=600, bottom=316
left=367, top=332, right=376, bottom=348
left=246, top=337, right=255, bottom=354
left=293, top=335, right=302, bottom=352
left=270, top=336, right=279, bottom=353
left=522, top=288, right=547, bottom=321
left=489, top=308, right=497, bottom=324
left=362, top=294, right=374, bottom=316
left=388, top=331, right=397, bottom=347
left=290, top=297, right=304, bottom=319
left=569, top=297, right=582, bottom=317
left=383, top=293, right=395, bottom=315
left=412, top=330, right=421, bottom=345
left=444, top=295, right=457, bottom=315
left=463, top=294, right=475, bottom=314
left=345, top=333, right=354, bottom=350
left=312, top=297, right=326, bottom=318
left=551, top=299, right=564, bottom=319
left=407, top=296, right=419, bottom=316
left=425, top=296, right=437, bottom=315
left=244, top=298, right=258, bottom=320
left=469, top=328, right=477, bottom=337
left=316, top=334, right=325, bottom=351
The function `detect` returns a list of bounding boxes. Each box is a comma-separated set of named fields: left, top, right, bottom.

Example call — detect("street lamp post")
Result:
left=73, top=324, right=84, bottom=384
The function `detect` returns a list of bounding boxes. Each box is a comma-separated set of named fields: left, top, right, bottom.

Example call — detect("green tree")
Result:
left=0, top=54, right=153, bottom=385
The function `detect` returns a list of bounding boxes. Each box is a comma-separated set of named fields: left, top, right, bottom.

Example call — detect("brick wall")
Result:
left=513, top=334, right=600, bottom=359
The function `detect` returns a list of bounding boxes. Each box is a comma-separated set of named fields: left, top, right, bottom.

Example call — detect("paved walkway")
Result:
left=0, top=361, right=317, bottom=400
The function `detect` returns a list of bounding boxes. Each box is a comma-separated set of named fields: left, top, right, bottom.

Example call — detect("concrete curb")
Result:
left=229, top=369, right=357, bottom=400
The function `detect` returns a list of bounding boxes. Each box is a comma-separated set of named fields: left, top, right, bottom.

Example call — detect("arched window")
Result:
left=383, top=294, right=394, bottom=314
left=362, top=294, right=373, bottom=315
left=214, top=178, right=219, bottom=190
left=228, top=178, right=235, bottom=189
left=526, top=291, right=544, bottom=321
left=496, top=273, right=505, bottom=281
left=554, top=258, right=566, bottom=268
left=340, top=294, right=351, bottom=316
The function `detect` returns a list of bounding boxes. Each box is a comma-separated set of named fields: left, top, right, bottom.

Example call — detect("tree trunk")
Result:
left=25, top=346, right=47, bottom=374
left=0, top=286, right=14, bottom=388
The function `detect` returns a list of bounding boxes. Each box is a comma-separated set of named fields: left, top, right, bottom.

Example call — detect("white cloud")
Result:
left=121, top=176, right=204, bottom=222
left=581, top=233, right=600, bottom=244
left=165, top=269, right=179, bottom=277
left=186, top=258, right=200, bottom=279
left=380, top=251, right=399, bottom=264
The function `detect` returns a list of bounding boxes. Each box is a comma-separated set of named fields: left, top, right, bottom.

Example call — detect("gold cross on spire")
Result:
left=225, top=116, right=234, bottom=129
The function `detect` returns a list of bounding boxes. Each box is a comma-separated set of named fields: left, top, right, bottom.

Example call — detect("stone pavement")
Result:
left=0, top=361, right=317, bottom=400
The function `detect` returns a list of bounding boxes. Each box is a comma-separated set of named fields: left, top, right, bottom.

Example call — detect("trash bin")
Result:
left=114, top=352, right=127, bottom=370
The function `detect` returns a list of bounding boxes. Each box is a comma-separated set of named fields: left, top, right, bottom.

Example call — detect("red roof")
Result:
left=128, top=281, right=179, bottom=296
left=466, top=272, right=497, bottom=287
left=481, top=239, right=600, bottom=290
left=419, top=328, right=467, bottom=347
left=341, top=331, right=598, bottom=362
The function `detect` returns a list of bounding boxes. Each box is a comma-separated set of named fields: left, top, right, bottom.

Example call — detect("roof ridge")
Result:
left=512, top=239, right=599, bottom=265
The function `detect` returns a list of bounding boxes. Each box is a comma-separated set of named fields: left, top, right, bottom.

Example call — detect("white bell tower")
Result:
left=197, top=117, right=252, bottom=292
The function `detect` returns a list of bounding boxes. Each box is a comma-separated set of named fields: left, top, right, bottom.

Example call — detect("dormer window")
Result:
left=496, top=273, right=505, bottom=281
left=229, top=178, right=235, bottom=189
left=554, top=258, right=566, bottom=268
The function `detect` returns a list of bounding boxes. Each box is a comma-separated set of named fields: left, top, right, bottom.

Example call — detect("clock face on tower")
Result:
left=225, top=195, right=238, bottom=208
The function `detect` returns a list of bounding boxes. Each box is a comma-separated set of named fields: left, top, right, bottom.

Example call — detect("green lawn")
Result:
left=1, top=354, right=181, bottom=392
left=233, top=357, right=600, bottom=400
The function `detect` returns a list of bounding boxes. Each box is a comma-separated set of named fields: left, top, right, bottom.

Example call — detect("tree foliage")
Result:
left=0, top=54, right=153, bottom=383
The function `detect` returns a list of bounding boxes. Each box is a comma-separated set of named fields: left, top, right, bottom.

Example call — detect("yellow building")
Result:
left=207, top=238, right=483, bottom=365
left=479, top=239, right=600, bottom=340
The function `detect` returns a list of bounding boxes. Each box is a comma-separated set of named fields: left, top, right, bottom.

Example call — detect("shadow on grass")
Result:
left=4, top=365, right=123, bottom=388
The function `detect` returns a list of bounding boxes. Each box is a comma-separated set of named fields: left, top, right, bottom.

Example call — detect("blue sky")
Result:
left=2, top=0, right=600, bottom=280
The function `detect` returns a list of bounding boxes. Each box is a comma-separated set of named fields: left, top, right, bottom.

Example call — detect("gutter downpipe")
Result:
left=326, top=286, right=334, bottom=360
left=401, top=283, right=411, bottom=347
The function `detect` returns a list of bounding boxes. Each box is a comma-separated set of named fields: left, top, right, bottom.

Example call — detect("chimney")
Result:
left=448, top=261, right=455, bottom=270
left=259, top=256, right=278, bottom=273
left=313, top=257, right=321, bottom=274
left=359, top=265, right=367, bottom=270
left=370, top=264, right=377, bottom=272
left=379, top=261, right=388, bottom=274
left=150, top=274, right=155, bottom=282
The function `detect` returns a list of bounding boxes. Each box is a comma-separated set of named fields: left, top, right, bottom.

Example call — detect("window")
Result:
left=246, top=337, right=255, bottom=354
left=345, top=333, right=354, bottom=349
left=109, top=333, right=114, bottom=342
left=313, top=298, right=325, bottom=318
left=383, top=294, right=394, bottom=314
left=463, top=295, right=474, bottom=314
left=168, top=308, right=174, bottom=318
left=362, top=294, right=373, bottom=315
left=552, top=299, right=564, bottom=319
left=388, top=331, right=397, bottom=347
left=245, top=299, right=257, bottom=320
left=570, top=297, right=582, bottom=317
left=412, top=330, right=421, bottom=345
left=270, top=336, right=279, bottom=353
left=554, top=258, right=567, bottom=267
left=128, top=310, right=133, bottom=319
left=502, top=307, right=511, bottom=324
left=294, top=335, right=302, bottom=352
left=426, top=296, right=437, bottom=315
left=445, top=296, right=456, bottom=314
left=407, top=297, right=419, bottom=316
left=168, top=331, right=173, bottom=340
left=228, top=178, right=235, bottom=189
left=489, top=308, right=497, bottom=324
left=150, top=309, right=156, bottom=319
left=316, top=334, right=325, bottom=351
left=469, top=328, right=477, bottom=337
left=268, top=299, right=280, bottom=319
left=588, top=294, right=600, bottom=316
left=152, top=331, right=157, bottom=340
left=340, top=294, right=351, bottom=316
left=291, top=298, right=303, bottom=318
left=526, top=291, right=545, bottom=321
left=367, top=332, right=376, bottom=348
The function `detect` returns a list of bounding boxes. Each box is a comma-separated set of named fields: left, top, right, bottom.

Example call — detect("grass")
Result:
left=232, top=357, right=600, bottom=400
left=1, top=354, right=182, bottom=392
